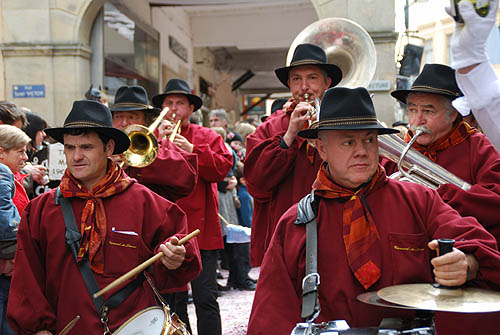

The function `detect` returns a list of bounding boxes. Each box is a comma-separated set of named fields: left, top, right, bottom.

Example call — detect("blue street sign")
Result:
left=13, top=85, right=45, bottom=98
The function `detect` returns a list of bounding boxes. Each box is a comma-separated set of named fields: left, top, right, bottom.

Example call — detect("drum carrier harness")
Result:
left=56, top=187, right=146, bottom=335
left=294, top=190, right=321, bottom=322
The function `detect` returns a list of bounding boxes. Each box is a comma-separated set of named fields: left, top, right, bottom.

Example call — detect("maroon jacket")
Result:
left=7, top=181, right=201, bottom=335
left=248, top=176, right=500, bottom=335
left=176, top=123, right=233, bottom=250
left=381, top=131, right=500, bottom=335
left=125, top=137, right=198, bottom=202
left=244, top=111, right=322, bottom=266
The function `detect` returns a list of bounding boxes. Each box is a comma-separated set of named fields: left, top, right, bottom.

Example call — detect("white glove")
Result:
left=446, top=0, right=499, bottom=69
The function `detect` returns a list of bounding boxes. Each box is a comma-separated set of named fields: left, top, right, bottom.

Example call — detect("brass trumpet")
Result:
left=120, top=107, right=169, bottom=168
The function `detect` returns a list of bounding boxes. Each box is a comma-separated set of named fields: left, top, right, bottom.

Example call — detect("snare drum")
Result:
left=113, top=305, right=189, bottom=335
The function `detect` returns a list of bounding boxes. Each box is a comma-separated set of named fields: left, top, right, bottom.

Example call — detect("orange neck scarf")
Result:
left=312, top=163, right=386, bottom=289
left=59, top=160, right=134, bottom=273
left=405, top=120, right=477, bottom=161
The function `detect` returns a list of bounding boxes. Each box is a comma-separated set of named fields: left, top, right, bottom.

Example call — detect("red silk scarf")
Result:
left=59, top=160, right=134, bottom=273
left=312, top=163, right=385, bottom=289
left=405, top=120, right=477, bottom=162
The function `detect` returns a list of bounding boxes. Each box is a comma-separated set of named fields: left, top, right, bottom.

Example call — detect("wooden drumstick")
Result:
left=93, top=229, right=200, bottom=299
left=58, top=315, right=80, bottom=335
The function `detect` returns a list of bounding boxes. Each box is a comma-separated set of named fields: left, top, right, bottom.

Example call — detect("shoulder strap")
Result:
left=294, top=191, right=321, bottom=322
left=55, top=187, right=105, bottom=313
left=55, top=187, right=145, bottom=316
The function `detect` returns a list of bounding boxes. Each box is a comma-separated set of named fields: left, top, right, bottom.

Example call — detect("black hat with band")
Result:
left=111, top=85, right=161, bottom=116
left=298, top=87, right=399, bottom=139
left=152, top=78, right=202, bottom=111
left=45, top=100, right=130, bottom=155
left=391, top=63, right=463, bottom=104
left=275, top=43, right=342, bottom=89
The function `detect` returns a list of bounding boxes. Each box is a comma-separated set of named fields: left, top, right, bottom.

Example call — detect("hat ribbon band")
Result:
left=112, top=102, right=154, bottom=109
left=290, top=59, right=324, bottom=67
left=313, top=116, right=378, bottom=128
left=163, top=89, right=191, bottom=95
left=63, top=121, right=107, bottom=128
left=410, top=85, right=461, bottom=96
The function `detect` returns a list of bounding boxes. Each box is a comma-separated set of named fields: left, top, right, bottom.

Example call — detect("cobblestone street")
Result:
left=188, top=267, right=259, bottom=335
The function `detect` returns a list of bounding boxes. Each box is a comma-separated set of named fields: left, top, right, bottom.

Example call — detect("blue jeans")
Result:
left=0, top=277, right=14, bottom=335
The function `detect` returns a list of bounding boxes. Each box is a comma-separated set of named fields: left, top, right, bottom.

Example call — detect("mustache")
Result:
left=410, top=125, right=432, bottom=134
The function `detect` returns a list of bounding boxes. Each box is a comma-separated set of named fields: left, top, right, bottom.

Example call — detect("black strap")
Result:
left=55, top=187, right=145, bottom=315
left=294, top=191, right=321, bottom=322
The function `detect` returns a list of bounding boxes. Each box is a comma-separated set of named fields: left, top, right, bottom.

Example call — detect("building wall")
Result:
left=0, top=0, right=102, bottom=126
left=152, top=6, right=194, bottom=92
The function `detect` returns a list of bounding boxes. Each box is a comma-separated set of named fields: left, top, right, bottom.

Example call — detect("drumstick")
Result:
left=93, top=229, right=200, bottom=299
left=59, top=315, right=80, bottom=335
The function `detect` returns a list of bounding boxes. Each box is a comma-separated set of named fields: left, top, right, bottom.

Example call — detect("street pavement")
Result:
left=188, top=267, right=259, bottom=335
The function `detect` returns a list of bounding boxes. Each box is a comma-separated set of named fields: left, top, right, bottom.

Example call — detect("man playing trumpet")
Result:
left=244, top=43, right=342, bottom=266
left=7, top=100, right=201, bottom=335
left=110, top=85, right=197, bottom=202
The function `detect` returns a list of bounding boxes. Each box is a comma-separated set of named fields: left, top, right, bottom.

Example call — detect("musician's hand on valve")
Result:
left=282, top=102, right=315, bottom=147
left=34, top=331, right=53, bottom=335
left=158, top=119, right=174, bottom=140
left=110, top=154, right=127, bottom=168
left=172, top=134, right=194, bottom=153
left=428, top=239, right=478, bottom=286
left=159, top=236, right=186, bottom=270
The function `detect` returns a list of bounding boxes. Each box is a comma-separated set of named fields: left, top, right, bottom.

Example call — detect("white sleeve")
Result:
left=456, top=62, right=500, bottom=152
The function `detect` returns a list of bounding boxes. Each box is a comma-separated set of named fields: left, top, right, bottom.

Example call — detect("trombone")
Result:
left=120, top=107, right=169, bottom=168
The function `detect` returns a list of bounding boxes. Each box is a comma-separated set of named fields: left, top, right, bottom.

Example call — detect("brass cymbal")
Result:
left=357, top=292, right=418, bottom=310
left=377, top=284, right=500, bottom=313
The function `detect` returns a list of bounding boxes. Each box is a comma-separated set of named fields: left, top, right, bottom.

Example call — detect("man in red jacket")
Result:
left=153, top=79, right=233, bottom=335
left=110, top=85, right=197, bottom=202
left=386, top=63, right=500, bottom=335
left=7, top=100, right=201, bottom=335
left=248, top=86, right=500, bottom=335
left=244, top=43, right=342, bottom=266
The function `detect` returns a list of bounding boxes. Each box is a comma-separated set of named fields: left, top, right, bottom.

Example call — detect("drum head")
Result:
left=114, top=306, right=166, bottom=335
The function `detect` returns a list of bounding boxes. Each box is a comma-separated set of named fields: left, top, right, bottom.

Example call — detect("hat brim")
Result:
left=391, top=88, right=459, bottom=104
left=111, top=105, right=161, bottom=115
left=45, top=126, right=130, bottom=155
left=152, top=93, right=202, bottom=111
left=298, top=124, right=400, bottom=139
left=275, top=63, right=342, bottom=89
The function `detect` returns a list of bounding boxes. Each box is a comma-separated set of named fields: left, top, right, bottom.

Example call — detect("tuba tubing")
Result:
left=378, top=133, right=471, bottom=191
left=287, top=17, right=377, bottom=88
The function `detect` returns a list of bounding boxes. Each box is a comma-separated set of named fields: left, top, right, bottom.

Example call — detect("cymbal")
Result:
left=377, top=284, right=500, bottom=313
left=357, top=292, right=418, bottom=310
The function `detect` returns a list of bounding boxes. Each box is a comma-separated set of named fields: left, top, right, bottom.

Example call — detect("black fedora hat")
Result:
left=152, top=79, right=202, bottom=111
left=45, top=100, right=130, bottom=155
left=298, top=87, right=399, bottom=139
left=275, top=43, right=342, bottom=88
left=111, top=85, right=161, bottom=116
left=391, top=64, right=463, bottom=104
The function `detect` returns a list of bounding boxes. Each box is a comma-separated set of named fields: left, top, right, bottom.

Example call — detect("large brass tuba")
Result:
left=287, top=17, right=377, bottom=88
left=378, top=127, right=471, bottom=190
left=120, top=107, right=169, bottom=168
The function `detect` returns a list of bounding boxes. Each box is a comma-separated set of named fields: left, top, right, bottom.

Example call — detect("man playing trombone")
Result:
left=110, top=85, right=197, bottom=202
left=7, top=100, right=201, bottom=335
